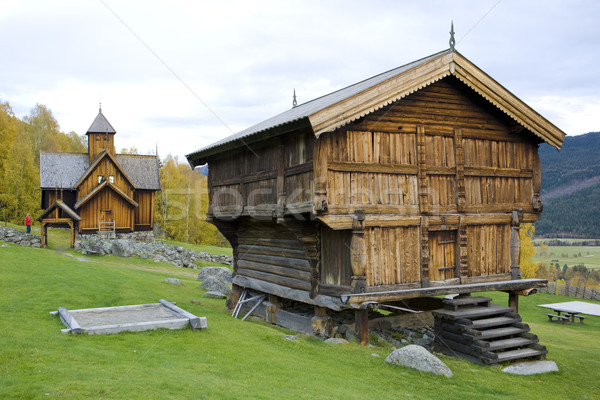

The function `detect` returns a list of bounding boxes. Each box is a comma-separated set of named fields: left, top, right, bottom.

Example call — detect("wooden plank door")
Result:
left=428, top=231, right=457, bottom=281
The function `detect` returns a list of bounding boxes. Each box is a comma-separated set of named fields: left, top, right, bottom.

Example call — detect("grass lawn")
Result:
left=532, top=245, right=600, bottom=270
left=1, top=241, right=599, bottom=399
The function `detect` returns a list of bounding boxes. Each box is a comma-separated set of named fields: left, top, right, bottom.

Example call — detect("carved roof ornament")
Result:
left=449, top=21, right=456, bottom=51
left=292, top=89, right=298, bottom=108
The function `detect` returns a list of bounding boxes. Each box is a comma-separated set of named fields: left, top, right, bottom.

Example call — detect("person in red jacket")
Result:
left=25, top=213, right=31, bottom=234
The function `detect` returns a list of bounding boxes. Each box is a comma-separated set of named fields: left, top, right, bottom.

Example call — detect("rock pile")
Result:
left=74, top=236, right=232, bottom=268
left=197, top=266, right=233, bottom=298
left=0, top=227, right=41, bottom=247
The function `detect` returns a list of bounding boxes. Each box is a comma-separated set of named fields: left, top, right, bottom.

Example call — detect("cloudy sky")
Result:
left=1, top=1, right=598, bottom=161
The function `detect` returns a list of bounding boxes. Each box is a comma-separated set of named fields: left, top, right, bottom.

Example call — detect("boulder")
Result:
left=324, top=338, right=349, bottom=344
left=197, top=266, right=232, bottom=281
left=111, top=239, right=136, bottom=257
left=385, top=345, right=452, bottom=377
left=165, top=278, right=181, bottom=285
left=200, top=276, right=231, bottom=295
left=204, top=291, right=227, bottom=299
left=502, top=361, right=559, bottom=375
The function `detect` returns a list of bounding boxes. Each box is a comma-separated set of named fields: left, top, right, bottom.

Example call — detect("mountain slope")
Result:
left=536, top=132, right=600, bottom=237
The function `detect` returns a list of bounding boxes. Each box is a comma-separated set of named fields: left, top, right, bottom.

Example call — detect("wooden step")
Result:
left=459, top=315, right=521, bottom=330
left=477, top=336, right=537, bottom=351
left=433, top=304, right=514, bottom=320
left=477, top=326, right=529, bottom=340
left=492, top=347, right=548, bottom=364
left=442, top=296, right=491, bottom=311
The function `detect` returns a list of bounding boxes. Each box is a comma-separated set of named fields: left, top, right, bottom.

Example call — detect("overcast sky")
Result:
left=1, top=0, right=598, bottom=161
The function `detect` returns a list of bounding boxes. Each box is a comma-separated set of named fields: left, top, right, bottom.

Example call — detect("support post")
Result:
left=226, top=284, right=243, bottom=310
left=265, top=294, right=281, bottom=324
left=510, top=210, right=523, bottom=280
left=355, top=308, right=370, bottom=346
left=508, top=291, right=519, bottom=313
left=350, top=210, right=367, bottom=293
left=311, top=306, right=332, bottom=337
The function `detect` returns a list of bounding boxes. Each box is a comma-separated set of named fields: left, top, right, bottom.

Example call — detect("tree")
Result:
left=24, top=104, right=61, bottom=164
left=520, top=223, right=538, bottom=279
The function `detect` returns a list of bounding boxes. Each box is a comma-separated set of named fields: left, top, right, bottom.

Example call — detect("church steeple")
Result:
left=87, top=107, right=117, bottom=162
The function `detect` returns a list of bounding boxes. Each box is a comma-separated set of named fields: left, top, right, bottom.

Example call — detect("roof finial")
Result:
left=99, top=102, right=102, bottom=113
left=292, top=89, right=297, bottom=108
left=449, top=21, right=456, bottom=51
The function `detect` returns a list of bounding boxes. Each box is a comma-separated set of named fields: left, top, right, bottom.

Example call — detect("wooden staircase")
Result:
left=433, top=295, right=547, bottom=365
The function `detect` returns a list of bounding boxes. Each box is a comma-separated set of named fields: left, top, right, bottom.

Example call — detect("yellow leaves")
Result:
left=519, top=223, right=538, bottom=279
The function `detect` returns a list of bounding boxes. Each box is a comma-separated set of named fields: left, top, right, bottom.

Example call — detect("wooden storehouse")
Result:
left=187, top=46, right=565, bottom=354
left=39, top=108, right=161, bottom=239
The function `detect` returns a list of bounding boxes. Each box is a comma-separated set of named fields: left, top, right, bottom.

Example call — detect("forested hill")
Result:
left=535, top=131, right=600, bottom=237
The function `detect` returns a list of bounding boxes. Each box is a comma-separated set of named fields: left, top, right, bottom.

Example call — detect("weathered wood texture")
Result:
left=320, top=78, right=538, bottom=216
left=204, top=76, right=544, bottom=307
left=78, top=189, right=133, bottom=231
left=236, top=221, right=313, bottom=292
left=209, top=130, right=314, bottom=218
left=88, top=132, right=115, bottom=162
left=133, top=190, right=155, bottom=230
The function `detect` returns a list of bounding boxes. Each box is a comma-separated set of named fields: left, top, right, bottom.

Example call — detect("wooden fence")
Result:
left=539, top=282, right=600, bottom=301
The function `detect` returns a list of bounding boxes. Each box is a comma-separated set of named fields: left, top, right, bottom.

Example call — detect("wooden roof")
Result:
left=36, top=200, right=82, bottom=222
left=187, top=48, right=566, bottom=166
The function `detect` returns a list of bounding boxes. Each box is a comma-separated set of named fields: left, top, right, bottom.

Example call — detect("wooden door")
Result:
left=428, top=230, right=457, bottom=281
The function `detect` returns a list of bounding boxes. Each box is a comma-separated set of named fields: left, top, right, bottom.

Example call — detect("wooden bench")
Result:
left=565, top=313, right=587, bottom=324
left=546, top=313, right=569, bottom=323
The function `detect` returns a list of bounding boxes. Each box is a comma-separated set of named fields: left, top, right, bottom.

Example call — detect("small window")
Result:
left=109, top=176, right=115, bottom=184
left=98, top=175, right=103, bottom=184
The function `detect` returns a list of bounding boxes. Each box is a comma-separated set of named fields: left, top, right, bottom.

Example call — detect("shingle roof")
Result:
left=39, top=153, right=89, bottom=189
left=116, top=155, right=161, bottom=190
left=40, top=153, right=161, bottom=191
left=87, top=111, right=116, bottom=134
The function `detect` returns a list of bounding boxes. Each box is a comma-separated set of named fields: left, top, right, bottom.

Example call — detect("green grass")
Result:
left=1, top=243, right=599, bottom=399
left=532, top=244, right=600, bottom=270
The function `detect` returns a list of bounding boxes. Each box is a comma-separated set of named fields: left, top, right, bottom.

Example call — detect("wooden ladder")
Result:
left=98, top=220, right=116, bottom=238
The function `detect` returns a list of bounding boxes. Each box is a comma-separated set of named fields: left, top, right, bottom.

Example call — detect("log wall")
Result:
left=236, top=222, right=313, bottom=292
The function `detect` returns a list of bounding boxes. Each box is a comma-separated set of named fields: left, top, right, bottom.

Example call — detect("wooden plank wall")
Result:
left=319, top=77, right=538, bottom=286
left=134, top=190, right=154, bottom=228
left=363, top=226, right=421, bottom=286
left=78, top=158, right=134, bottom=201
left=320, top=228, right=352, bottom=286
left=323, top=130, right=419, bottom=212
left=466, top=224, right=511, bottom=277
left=78, top=189, right=133, bottom=231
left=236, top=222, right=313, bottom=291
left=88, top=133, right=115, bottom=162
left=209, top=131, right=315, bottom=215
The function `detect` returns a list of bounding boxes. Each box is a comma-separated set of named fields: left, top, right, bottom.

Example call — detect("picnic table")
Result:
left=538, top=301, right=600, bottom=324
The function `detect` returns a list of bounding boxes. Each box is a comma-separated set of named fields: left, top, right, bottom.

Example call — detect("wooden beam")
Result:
left=341, top=278, right=547, bottom=305
left=328, top=161, right=417, bottom=175
left=232, top=275, right=345, bottom=311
